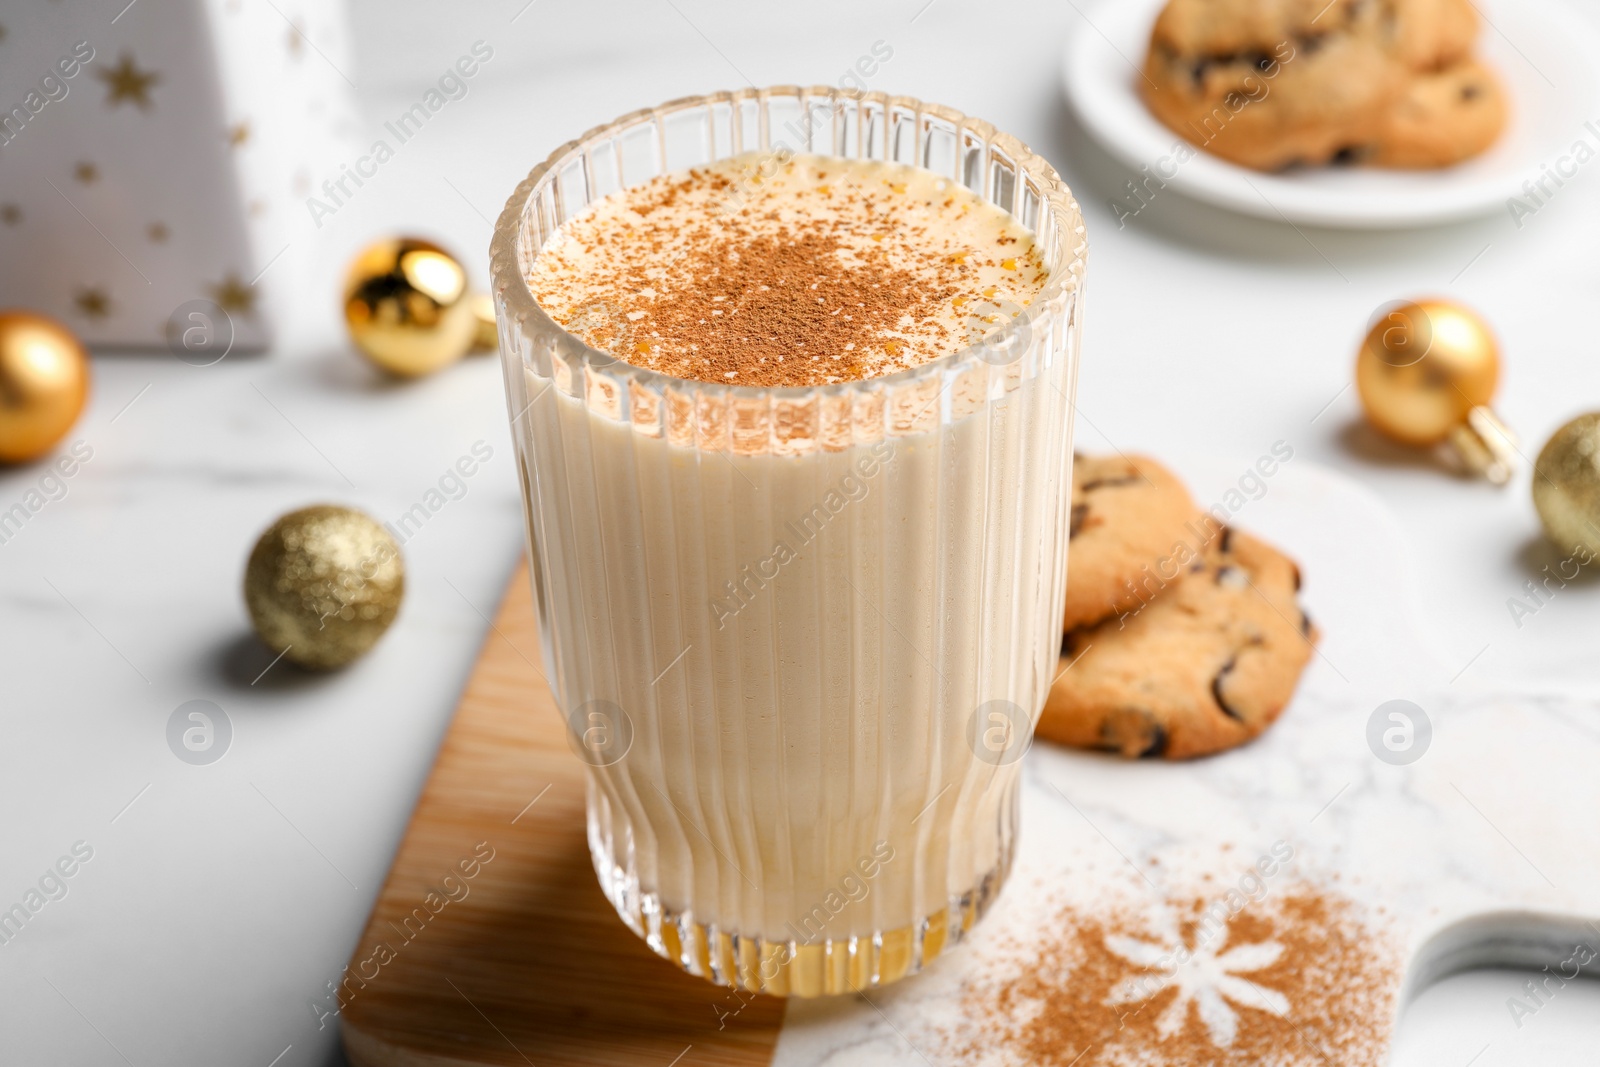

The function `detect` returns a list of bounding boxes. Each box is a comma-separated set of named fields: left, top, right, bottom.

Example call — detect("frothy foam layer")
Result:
left=526, top=153, right=1048, bottom=388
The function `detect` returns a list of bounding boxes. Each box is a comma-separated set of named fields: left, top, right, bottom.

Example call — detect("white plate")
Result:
left=1060, top=0, right=1600, bottom=228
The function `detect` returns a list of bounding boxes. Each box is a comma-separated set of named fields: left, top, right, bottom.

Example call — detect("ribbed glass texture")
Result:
left=490, top=87, right=1086, bottom=997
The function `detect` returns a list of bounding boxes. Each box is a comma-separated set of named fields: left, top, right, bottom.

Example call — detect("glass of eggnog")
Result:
left=490, top=87, right=1086, bottom=997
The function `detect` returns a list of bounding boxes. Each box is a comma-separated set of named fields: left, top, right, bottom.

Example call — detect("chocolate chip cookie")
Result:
left=1064, top=453, right=1198, bottom=631
left=1142, top=7, right=1401, bottom=172
left=1140, top=0, right=1502, bottom=172
left=1372, top=59, right=1508, bottom=168
left=1040, top=527, right=1315, bottom=760
left=1387, top=0, right=1480, bottom=70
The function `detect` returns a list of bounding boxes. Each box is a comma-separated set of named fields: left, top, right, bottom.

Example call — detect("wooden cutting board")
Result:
left=339, top=563, right=784, bottom=1067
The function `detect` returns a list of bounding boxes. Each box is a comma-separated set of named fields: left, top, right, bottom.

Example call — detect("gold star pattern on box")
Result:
left=210, top=274, right=258, bottom=316
left=0, top=2, right=355, bottom=348
left=98, top=52, right=160, bottom=110
left=75, top=287, right=111, bottom=319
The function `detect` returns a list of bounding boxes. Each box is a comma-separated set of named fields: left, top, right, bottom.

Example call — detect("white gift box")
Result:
left=0, top=0, right=357, bottom=351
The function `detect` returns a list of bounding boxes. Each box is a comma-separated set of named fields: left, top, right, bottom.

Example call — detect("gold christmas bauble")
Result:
left=0, top=310, right=90, bottom=464
left=343, top=237, right=476, bottom=377
left=1355, top=298, right=1516, bottom=484
left=1356, top=299, right=1499, bottom=446
left=244, top=505, right=405, bottom=669
left=1532, top=413, right=1600, bottom=559
left=470, top=292, right=498, bottom=353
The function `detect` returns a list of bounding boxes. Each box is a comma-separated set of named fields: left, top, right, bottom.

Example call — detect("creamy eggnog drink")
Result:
left=492, top=90, right=1085, bottom=997
left=528, top=156, right=1049, bottom=384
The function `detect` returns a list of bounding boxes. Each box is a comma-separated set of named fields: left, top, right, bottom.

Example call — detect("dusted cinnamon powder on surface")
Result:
left=944, top=885, right=1400, bottom=1066
left=526, top=152, right=1049, bottom=387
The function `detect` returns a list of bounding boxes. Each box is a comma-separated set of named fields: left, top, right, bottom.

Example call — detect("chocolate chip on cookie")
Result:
left=1041, top=527, right=1315, bottom=760
left=1064, top=453, right=1198, bottom=631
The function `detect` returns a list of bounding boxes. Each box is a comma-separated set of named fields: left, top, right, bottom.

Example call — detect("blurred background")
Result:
left=1, top=0, right=1597, bottom=1064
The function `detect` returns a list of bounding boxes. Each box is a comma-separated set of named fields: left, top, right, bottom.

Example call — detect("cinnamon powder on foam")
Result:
left=943, top=885, right=1401, bottom=1067
left=525, top=153, right=1049, bottom=388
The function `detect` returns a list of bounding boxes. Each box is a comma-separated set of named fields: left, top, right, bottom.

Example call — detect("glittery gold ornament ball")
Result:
left=1532, top=413, right=1600, bottom=560
left=244, top=505, right=404, bottom=669
left=0, top=310, right=90, bottom=464
left=343, top=237, right=476, bottom=377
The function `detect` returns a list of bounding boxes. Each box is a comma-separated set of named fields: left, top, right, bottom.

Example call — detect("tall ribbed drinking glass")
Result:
left=490, top=87, right=1086, bottom=997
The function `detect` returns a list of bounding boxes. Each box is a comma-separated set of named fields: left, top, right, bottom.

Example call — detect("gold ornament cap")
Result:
left=1355, top=298, right=1516, bottom=485
left=0, top=310, right=91, bottom=464
left=1532, top=412, right=1600, bottom=560
left=244, top=505, right=405, bottom=669
left=344, top=237, right=476, bottom=377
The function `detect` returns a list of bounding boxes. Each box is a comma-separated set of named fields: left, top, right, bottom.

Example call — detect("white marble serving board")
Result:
left=774, top=462, right=1600, bottom=1066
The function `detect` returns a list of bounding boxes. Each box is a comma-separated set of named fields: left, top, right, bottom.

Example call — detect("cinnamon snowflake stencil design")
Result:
left=947, top=885, right=1399, bottom=1066
left=1103, top=919, right=1290, bottom=1049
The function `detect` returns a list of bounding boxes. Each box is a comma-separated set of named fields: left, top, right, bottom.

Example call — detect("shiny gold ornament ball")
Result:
left=1533, top=413, right=1600, bottom=560
left=1355, top=298, right=1516, bottom=484
left=0, top=310, right=91, bottom=464
left=1356, top=298, right=1499, bottom=446
left=343, top=237, right=476, bottom=377
left=470, top=292, right=499, bottom=353
left=244, top=505, right=405, bottom=669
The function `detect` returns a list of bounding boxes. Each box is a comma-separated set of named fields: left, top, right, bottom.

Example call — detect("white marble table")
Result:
left=2, top=1, right=1598, bottom=1064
